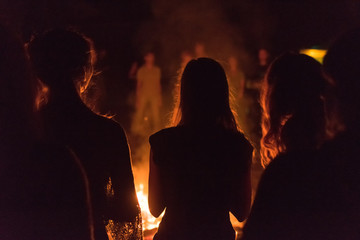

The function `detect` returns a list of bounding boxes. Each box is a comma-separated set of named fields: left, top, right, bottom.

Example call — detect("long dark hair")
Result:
left=323, top=28, right=360, bottom=135
left=261, top=53, right=327, bottom=166
left=172, top=58, right=238, bottom=131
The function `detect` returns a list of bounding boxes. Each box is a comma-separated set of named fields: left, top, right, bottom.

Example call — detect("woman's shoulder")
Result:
left=268, top=152, right=304, bottom=171
left=223, top=129, right=253, bottom=151
left=91, top=114, right=127, bottom=139
left=151, top=126, right=181, bottom=135
left=149, top=127, right=181, bottom=145
left=264, top=150, right=318, bottom=180
left=263, top=154, right=292, bottom=178
left=150, top=127, right=251, bottom=145
left=231, top=130, right=251, bottom=143
left=255, top=154, right=302, bottom=197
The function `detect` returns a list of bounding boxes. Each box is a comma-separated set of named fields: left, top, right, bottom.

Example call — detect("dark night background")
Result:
left=1, top=0, right=359, bottom=130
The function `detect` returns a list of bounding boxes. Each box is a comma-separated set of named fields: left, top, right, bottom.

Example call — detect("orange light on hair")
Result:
left=35, top=79, right=49, bottom=110
left=300, top=49, right=327, bottom=63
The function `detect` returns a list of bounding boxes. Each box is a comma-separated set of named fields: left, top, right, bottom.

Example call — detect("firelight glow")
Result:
left=136, top=183, right=164, bottom=231
left=300, top=49, right=327, bottom=63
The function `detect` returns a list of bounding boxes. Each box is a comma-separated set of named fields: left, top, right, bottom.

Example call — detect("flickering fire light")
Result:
left=136, top=183, right=164, bottom=231
left=300, top=49, right=327, bottom=63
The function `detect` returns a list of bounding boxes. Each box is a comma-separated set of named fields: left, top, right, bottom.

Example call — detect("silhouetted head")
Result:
left=261, top=53, right=326, bottom=166
left=173, top=58, right=237, bottom=130
left=194, top=43, right=206, bottom=58
left=228, top=56, right=238, bottom=71
left=28, top=29, right=95, bottom=97
left=258, top=48, right=269, bottom=66
left=144, top=52, right=155, bottom=67
left=323, top=28, right=360, bottom=134
left=0, top=25, right=35, bottom=139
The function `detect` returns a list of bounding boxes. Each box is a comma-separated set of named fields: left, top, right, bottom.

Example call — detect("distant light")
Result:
left=300, top=49, right=327, bottom=63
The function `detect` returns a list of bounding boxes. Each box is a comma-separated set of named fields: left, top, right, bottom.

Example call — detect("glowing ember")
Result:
left=136, top=183, right=164, bottom=231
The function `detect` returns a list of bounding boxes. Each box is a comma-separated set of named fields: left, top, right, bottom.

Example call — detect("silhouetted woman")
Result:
left=0, top=26, right=94, bottom=239
left=242, top=53, right=327, bottom=239
left=316, top=28, right=360, bottom=239
left=149, top=58, right=253, bottom=240
left=28, top=29, right=142, bottom=240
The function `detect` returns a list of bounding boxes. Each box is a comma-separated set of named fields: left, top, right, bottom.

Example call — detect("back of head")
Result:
left=323, top=28, right=360, bottom=134
left=261, top=53, right=326, bottom=165
left=174, top=57, right=237, bottom=130
left=28, top=29, right=94, bottom=92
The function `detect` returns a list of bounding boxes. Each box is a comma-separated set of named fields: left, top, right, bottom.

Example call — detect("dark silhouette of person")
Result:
left=257, top=49, right=270, bottom=80
left=0, top=26, right=94, bottom=239
left=315, top=28, right=360, bottom=239
left=28, top=29, right=142, bottom=240
left=148, top=58, right=253, bottom=240
left=242, top=53, right=328, bottom=239
left=260, top=53, right=326, bottom=165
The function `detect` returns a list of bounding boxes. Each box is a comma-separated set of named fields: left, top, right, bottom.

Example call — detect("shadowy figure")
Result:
left=28, top=29, right=142, bottom=240
left=258, top=49, right=270, bottom=78
left=132, top=52, right=162, bottom=134
left=0, top=26, right=93, bottom=239
left=317, top=28, right=360, bottom=239
left=260, top=53, right=326, bottom=165
left=242, top=53, right=327, bottom=239
left=180, top=50, right=193, bottom=70
left=228, top=56, right=246, bottom=100
left=194, top=42, right=207, bottom=58
left=148, top=58, right=253, bottom=240
left=243, top=49, right=270, bottom=164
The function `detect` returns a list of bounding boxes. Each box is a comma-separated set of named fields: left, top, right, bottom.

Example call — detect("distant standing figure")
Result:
left=227, top=56, right=248, bottom=144
left=28, top=29, right=142, bottom=240
left=247, top=48, right=269, bottom=91
left=148, top=58, right=253, bottom=240
left=133, top=52, right=162, bottom=133
left=245, top=48, right=271, bottom=162
left=228, top=56, right=245, bottom=99
left=180, top=50, right=193, bottom=70
left=194, top=42, right=207, bottom=58
left=258, top=49, right=269, bottom=73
